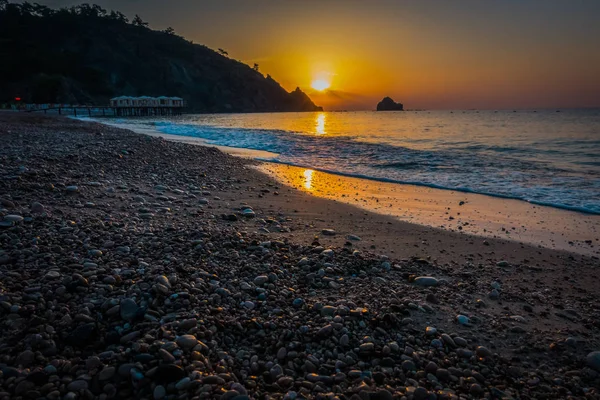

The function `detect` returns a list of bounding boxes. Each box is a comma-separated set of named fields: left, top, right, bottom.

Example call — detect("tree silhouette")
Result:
left=132, top=14, right=148, bottom=27
left=109, top=10, right=128, bottom=23
left=164, top=26, right=175, bottom=35
left=218, top=48, right=228, bottom=57
left=253, top=63, right=260, bottom=72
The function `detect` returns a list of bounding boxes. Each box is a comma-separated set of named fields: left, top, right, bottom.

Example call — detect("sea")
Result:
left=89, top=109, right=600, bottom=215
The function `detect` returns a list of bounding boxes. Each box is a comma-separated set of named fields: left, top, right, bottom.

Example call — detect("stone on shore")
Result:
left=414, top=276, right=439, bottom=286
left=586, top=351, right=600, bottom=371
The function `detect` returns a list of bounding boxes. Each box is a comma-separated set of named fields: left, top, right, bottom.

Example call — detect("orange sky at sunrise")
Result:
left=39, top=0, right=600, bottom=110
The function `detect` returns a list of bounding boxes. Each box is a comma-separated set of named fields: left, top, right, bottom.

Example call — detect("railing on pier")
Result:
left=22, top=106, right=185, bottom=117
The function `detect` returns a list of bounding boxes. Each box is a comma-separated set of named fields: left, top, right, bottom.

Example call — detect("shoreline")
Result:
left=87, top=116, right=600, bottom=257
left=1, top=114, right=599, bottom=399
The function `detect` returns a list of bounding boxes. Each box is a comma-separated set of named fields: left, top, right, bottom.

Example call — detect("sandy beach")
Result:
left=1, top=113, right=599, bottom=399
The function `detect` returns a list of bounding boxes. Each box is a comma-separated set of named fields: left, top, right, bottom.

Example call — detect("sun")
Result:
left=311, top=79, right=331, bottom=91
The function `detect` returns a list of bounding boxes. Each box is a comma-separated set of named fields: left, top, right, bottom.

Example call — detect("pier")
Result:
left=111, top=96, right=185, bottom=117
left=19, top=95, right=186, bottom=117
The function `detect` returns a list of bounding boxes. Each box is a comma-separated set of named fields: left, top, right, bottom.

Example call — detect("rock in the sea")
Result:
left=376, top=96, right=404, bottom=111
left=586, top=351, right=600, bottom=371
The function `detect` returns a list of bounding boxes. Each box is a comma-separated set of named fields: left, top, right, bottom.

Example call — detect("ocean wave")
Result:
left=100, top=115, right=600, bottom=215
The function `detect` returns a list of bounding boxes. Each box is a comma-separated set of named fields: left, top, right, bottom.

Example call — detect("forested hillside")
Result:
left=0, top=1, right=322, bottom=112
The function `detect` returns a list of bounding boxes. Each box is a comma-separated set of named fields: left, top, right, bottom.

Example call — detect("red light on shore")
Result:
left=15, top=97, right=21, bottom=101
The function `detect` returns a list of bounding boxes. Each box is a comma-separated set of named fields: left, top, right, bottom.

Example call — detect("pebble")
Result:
left=476, top=346, right=493, bottom=358
left=359, top=342, right=375, bottom=353
left=322, top=229, right=336, bottom=236
left=154, top=385, right=166, bottom=399
left=586, top=351, right=600, bottom=371
left=176, top=334, right=199, bottom=350
left=321, top=249, right=334, bottom=257
left=425, top=326, right=437, bottom=335
left=253, top=275, right=269, bottom=285
left=414, top=276, right=438, bottom=286
left=413, top=387, right=429, bottom=400
left=4, top=215, right=24, bottom=223
left=242, top=208, right=255, bottom=218
left=67, top=380, right=89, bottom=391
left=292, top=298, right=304, bottom=307
left=99, top=366, right=116, bottom=380
left=31, top=201, right=45, bottom=213
left=45, top=271, right=61, bottom=279
left=120, top=298, right=140, bottom=321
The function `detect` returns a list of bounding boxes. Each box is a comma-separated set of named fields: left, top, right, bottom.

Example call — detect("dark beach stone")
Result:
left=154, top=364, right=185, bottom=383
left=586, top=351, right=600, bottom=371
left=4, top=215, right=24, bottom=223
left=413, top=387, right=429, bottom=400
left=31, top=202, right=45, bottom=213
left=16, top=350, right=35, bottom=366
left=65, top=323, right=97, bottom=347
left=476, top=346, right=493, bottom=358
left=27, top=369, right=49, bottom=385
left=67, top=380, right=89, bottom=391
left=99, top=366, right=116, bottom=380
left=413, top=276, right=438, bottom=286
left=120, top=298, right=140, bottom=321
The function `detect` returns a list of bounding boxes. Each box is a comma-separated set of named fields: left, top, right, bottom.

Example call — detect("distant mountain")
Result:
left=0, top=2, right=322, bottom=112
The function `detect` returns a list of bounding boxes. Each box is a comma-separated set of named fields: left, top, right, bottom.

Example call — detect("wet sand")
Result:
left=258, top=164, right=600, bottom=257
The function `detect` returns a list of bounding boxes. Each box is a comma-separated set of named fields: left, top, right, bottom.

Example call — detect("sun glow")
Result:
left=311, top=79, right=331, bottom=91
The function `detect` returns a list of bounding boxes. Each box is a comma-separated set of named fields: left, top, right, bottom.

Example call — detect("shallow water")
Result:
left=89, top=109, right=600, bottom=214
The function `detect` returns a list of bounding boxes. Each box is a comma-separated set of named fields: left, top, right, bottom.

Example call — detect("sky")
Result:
left=33, top=0, right=600, bottom=110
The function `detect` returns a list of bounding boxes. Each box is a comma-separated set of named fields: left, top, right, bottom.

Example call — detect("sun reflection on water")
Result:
left=315, top=113, right=326, bottom=135
left=303, top=169, right=314, bottom=190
